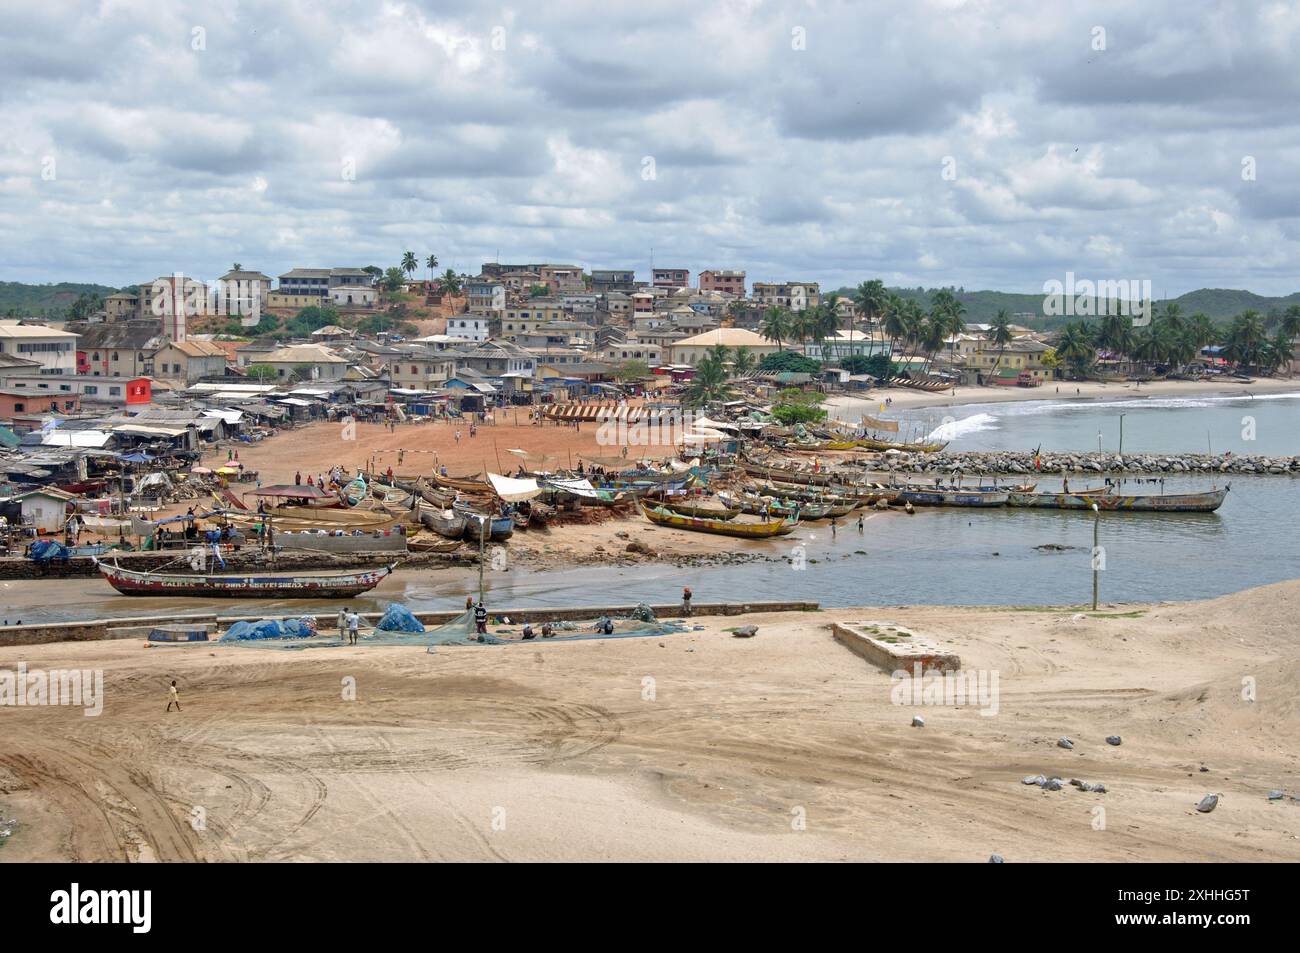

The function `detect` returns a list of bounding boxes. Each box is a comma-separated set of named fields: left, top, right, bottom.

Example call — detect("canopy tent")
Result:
left=543, top=477, right=601, bottom=498
left=118, top=451, right=155, bottom=463
left=487, top=472, right=542, bottom=502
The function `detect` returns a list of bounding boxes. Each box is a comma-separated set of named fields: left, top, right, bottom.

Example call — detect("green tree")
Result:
left=758, top=351, right=822, bottom=374
left=770, top=388, right=827, bottom=425
left=683, top=353, right=733, bottom=408
left=760, top=306, right=791, bottom=349
left=987, top=309, right=1013, bottom=377
left=246, top=363, right=278, bottom=382
left=731, top=347, right=757, bottom=377
left=382, top=267, right=405, bottom=293
left=528, top=284, right=549, bottom=298
left=439, top=268, right=462, bottom=295
left=1055, top=322, right=1096, bottom=378
left=425, top=254, right=438, bottom=282
left=401, top=251, right=418, bottom=278
left=613, top=360, right=651, bottom=381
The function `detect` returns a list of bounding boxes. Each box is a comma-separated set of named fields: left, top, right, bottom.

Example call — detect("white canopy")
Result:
left=487, top=472, right=542, bottom=502
left=545, top=477, right=601, bottom=498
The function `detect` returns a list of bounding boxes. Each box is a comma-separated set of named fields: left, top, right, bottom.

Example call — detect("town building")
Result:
left=751, top=281, right=821, bottom=311
left=0, top=321, right=79, bottom=375
left=698, top=270, right=746, bottom=295
left=652, top=268, right=690, bottom=289
left=666, top=328, right=781, bottom=365
left=590, top=269, right=637, bottom=294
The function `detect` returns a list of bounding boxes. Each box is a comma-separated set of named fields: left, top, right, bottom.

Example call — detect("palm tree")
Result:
left=813, top=297, right=841, bottom=364
left=987, top=309, right=1013, bottom=380
left=439, top=268, right=463, bottom=296
left=788, top=309, right=815, bottom=350
left=401, top=251, right=418, bottom=278
left=684, top=352, right=733, bottom=408
left=1056, top=322, right=1097, bottom=378
left=760, top=306, right=791, bottom=349
left=919, top=312, right=947, bottom=374
left=231, top=262, right=243, bottom=272
left=853, top=279, right=887, bottom=359
left=1223, top=310, right=1267, bottom=370
left=425, top=254, right=439, bottom=282
left=882, top=296, right=909, bottom=357
left=731, top=347, right=757, bottom=377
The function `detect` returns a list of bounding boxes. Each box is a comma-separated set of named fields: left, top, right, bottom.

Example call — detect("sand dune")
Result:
left=2, top=581, right=1298, bottom=862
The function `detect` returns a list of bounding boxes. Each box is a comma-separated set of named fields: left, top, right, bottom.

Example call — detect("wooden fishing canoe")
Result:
left=639, top=502, right=797, bottom=538
left=658, top=498, right=741, bottom=520
left=1007, top=487, right=1228, bottom=512
left=94, top=557, right=394, bottom=598
left=895, top=489, right=1010, bottom=507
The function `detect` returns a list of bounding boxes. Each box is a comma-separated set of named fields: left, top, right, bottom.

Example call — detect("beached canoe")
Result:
left=719, top=492, right=829, bottom=520
left=415, top=500, right=469, bottom=538
left=640, top=502, right=797, bottom=539
left=657, top=498, right=741, bottom=520
left=895, top=489, right=1010, bottom=507
left=94, top=557, right=394, bottom=598
left=453, top=500, right=514, bottom=541
left=1007, top=487, right=1228, bottom=512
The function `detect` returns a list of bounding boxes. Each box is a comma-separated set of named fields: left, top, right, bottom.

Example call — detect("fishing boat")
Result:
left=510, top=506, right=531, bottom=531
left=94, top=556, right=394, bottom=598
left=657, top=498, right=741, bottom=520
left=452, top=500, right=514, bottom=541
left=718, top=492, right=829, bottom=520
left=639, top=502, right=797, bottom=539
left=415, top=500, right=468, bottom=539
left=740, top=461, right=836, bottom=486
left=1006, top=487, right=1228, bottom=512
left=407, top=534, right=463, bottom=553
left=895, top=488, right=1010, bottom=507
left=824, top=437, right=948, bottom=454
left=431, top=471, right=494, bottom=494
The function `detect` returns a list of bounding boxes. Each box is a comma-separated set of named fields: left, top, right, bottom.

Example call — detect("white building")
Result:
left=329, top=285, right=377, bottom=309
left=0, top=321, right=79, bottom=374
left=445, top=316, right=490, bottom=343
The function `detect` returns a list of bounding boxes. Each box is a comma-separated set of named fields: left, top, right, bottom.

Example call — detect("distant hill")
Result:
left=829, top=286, right=1300, bottom=330
left=0, top=281, right=121, bottom=321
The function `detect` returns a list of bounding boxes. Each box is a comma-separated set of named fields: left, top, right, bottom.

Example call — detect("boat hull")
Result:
left=640, top=502, right=796, bottom=538
left=897, top=489, right=1009, bottom=507
left=1007, top=488, right=1228, bottom=512
left=95, top=560, right=394, bottom=598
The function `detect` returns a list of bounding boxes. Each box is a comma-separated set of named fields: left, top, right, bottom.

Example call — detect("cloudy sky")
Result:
left=2, top=0, right=1298, bottom=296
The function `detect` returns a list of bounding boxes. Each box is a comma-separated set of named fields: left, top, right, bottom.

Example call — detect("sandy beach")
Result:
left=829, top=376, right=1300, bottom=417
left=2, top=581, right=1298, bottom=862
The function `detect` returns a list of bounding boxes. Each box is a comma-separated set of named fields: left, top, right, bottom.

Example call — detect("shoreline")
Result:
left=3, top=579, right=1298, bottom=861
left=828, top=376, right=1300, bottom=416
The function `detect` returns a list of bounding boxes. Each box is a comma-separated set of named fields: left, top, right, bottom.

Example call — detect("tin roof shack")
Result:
left=0, top=487, right=75, bottom=533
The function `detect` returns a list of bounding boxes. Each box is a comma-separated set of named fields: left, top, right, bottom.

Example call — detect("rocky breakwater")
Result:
left=880, top=451, right=1300, bottom=476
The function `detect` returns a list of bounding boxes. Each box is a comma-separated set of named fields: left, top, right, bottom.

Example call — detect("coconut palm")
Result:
left=683, top=352, right=733, bottom=408
left=760, top=306, right=791, bottom=349
left=401, top=251, right=418, bottom=277
left=987, top=309, right=1013, bottom=379
left=1056, top=322, right=1096, bottom=378
left=1223, top=310, right=1267, bottom=370
left=439, top=268, right=462, bottom=295
left=731, top=347, right=757, bottom=377
left=425, top=254, right=439, bottom=282
left=853, top=279, right=888, bottom=358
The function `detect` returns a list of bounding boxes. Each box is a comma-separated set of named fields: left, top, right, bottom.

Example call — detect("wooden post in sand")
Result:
left=1091, top=502, right=1100, bottom=611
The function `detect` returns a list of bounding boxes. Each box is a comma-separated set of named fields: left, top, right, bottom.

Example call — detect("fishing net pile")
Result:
left=27, top=540, right=71, bottom=562
left=221, top=617, right=319, bottom=641
left=376, top=603, right=424, bottom=633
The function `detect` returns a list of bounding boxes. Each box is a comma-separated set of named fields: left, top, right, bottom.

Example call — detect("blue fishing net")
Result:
left=221, top=617, right=318, bottom=641
left=377, top=603, right=424, bottom=633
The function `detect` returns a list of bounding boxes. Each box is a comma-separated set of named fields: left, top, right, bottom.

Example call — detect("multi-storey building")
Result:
left=698, top=270, right=746, bottom=295
left=751, top=281, right=821, bottom=311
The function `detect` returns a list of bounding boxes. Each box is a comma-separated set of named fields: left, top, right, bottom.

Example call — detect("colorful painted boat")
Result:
left=94, top=557, right=394, bottom=598
left=453, top=500, right=514, bottom=541
left=895, top=489, right=1010, bottom=507
left=657, top=498, right=741, bottom=520
left=1006, top=487, right=1228, bottom=512
left=639, top=502, right=798, bottom=539
left=432, top=472, right=494, bottom=493
left=740, top=461, right=836, bottom=486
left=719, top=492, right=829, bottom=520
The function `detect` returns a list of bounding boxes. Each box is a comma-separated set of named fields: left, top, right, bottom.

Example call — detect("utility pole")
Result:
left=1118, top=413, right=1126, bottom=455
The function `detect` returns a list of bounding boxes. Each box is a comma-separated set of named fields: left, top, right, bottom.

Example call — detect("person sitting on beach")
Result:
left=541, top=623, right=554, bottom=638
left=522, top=623, right=536, bottom=640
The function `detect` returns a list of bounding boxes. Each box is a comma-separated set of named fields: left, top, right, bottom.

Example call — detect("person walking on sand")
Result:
left=345, top=608, right=360, bottom=645
left=857, top=513, right=864, bottom=532
left=681, top=586, right=693, bottom=617
left=455, top=431, right=461, bottom=445
left=166, top=680, right=181, bottom=712
left=474, top=601, right=488, bottom=640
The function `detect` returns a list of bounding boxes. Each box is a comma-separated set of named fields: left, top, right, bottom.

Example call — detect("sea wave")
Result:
left=926, top=413, right=999, bottom=440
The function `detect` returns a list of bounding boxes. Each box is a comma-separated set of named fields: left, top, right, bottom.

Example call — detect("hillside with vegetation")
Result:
left=0, top=281, right=120, bottom=320
left=828, top=285, right=1300, bottom=329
